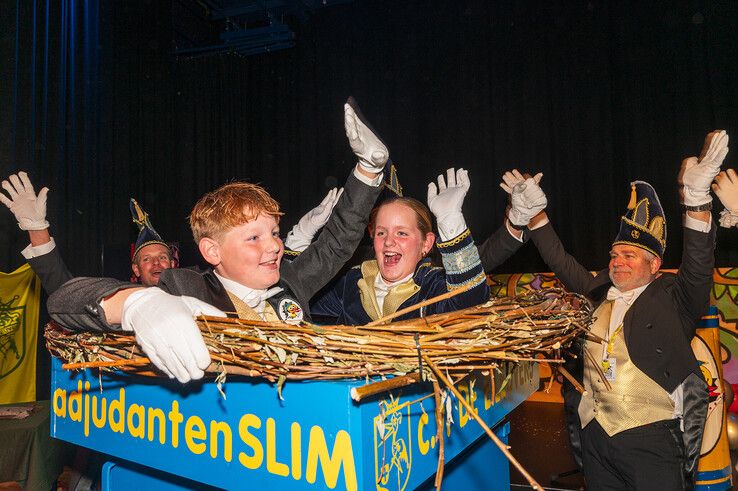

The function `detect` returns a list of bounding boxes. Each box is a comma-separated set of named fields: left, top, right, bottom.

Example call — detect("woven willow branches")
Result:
left=46, top=288, right=591, bottom=382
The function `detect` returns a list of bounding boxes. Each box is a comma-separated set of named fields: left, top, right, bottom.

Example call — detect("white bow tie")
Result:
left=243, top=287, right=284, bottom=308
left=606, top=286, right=636, bottom=304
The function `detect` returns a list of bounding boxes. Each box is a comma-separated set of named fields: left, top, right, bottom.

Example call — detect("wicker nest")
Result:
left=45, top=288, right=591, bottom=383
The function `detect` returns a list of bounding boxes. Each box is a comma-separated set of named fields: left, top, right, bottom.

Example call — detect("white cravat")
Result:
left=374, top=272, right=414, bottom=313
left=214, top=271, right=283, bottom=315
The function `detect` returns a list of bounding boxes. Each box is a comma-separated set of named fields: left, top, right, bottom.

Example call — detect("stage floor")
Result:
left=509, top=401, right=585, bottom=490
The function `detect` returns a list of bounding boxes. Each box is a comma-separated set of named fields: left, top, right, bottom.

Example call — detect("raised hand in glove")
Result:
left=499, top=169, right=547, bottom=227
left=344, top=97, right=388, bottom=173
left=285, top=187, right=344, bottom=251
left=0, top=171, right=49, bottom=230
left=427, top=168, right=469, bottom=240
left=122, top=288, right=225, bottom=383
left=713, top=169, right=738, bottom=228
left=680, top=130, right=729, bottom=207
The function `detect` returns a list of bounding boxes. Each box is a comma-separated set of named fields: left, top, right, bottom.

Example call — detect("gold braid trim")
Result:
left=437, top=229, right=471, bottom=249
left=448, top=271, right=487, bottom=291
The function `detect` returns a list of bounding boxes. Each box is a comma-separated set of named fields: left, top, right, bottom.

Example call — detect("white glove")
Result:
left=284, top=188, right=343, bottom=251
left=500, top=169, right=547, bottom=227
left=427, top=168, right=469, bottom=240
left=0, top=171, right=50, bottom=230
left=121, top=288, right=225, bottom=383
left=680, top=130, right=729, bottom=206
left=713, top=169, right=738, bottom=227
left=344, top=99, right=388, bottom=173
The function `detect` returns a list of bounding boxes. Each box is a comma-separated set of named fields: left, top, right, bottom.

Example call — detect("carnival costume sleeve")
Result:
left=432, top=229, right=490, bottom=311
left=47, top=277, right=141, bottom=331
left=278, top=99, right=385, bottom=307
left=478, top=223, right=528, bottom=273
left=25, top=242, right=74, bottom=295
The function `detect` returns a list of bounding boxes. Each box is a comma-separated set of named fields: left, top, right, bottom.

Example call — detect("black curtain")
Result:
left=3, top=0, right=738, bottom=279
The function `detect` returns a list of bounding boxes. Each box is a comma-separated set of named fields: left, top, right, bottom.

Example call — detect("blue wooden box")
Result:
left=50, top=357, right=537, bottom=490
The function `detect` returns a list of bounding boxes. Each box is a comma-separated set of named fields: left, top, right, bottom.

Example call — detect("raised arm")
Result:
left=500, top=170, right=605, bottom=296
left=427, top=168, right=489, bottom=309
left=284, top=187, right=343, bottom=252
left=281, top=98, right=386, bottom=302
left=1, top=171, right=73, bottom=294
left=674, top=130, right=727, bottom=325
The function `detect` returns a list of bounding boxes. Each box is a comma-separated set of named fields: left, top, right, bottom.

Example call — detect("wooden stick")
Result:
left=432, top=380, right=445, bottom=490
left=557, top=366, right=586, bottom=395
left=63, top=357, right=150, bottom=370
left=366, top=283, right=474, bottom=326
left=350, top=374, right=421, bottom=402
left=582, top=348, right=612, bottom=391
left=421, top=352, right=542, bottom=490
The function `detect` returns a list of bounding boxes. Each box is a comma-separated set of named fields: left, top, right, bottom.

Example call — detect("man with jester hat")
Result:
left=497, top=130, right=728, bottom=489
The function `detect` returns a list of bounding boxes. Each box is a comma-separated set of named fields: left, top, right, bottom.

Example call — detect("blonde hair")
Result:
left=368, top=197, right=434, bottom=238
left=189, top=182, right=283, bottom=242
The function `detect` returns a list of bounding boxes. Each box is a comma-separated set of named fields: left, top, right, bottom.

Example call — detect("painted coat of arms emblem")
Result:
left=0, top=296, right=25, bottom=377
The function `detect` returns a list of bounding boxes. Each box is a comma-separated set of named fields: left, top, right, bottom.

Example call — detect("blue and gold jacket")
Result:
left=311, top=229, right=489, bottom=325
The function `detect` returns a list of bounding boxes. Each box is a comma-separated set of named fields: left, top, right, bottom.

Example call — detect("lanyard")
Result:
left=601, top=322, right=623, bottom=371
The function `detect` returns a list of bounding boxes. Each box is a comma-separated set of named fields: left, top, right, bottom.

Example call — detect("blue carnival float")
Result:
left=50, top=358, right=537, bottom=490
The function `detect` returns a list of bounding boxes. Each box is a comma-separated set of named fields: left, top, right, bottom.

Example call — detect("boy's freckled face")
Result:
left=214, top=213, right=284, bottom=289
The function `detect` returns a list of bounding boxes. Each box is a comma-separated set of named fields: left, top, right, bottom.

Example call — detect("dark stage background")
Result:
left=2, top=0, right=738, bottom=277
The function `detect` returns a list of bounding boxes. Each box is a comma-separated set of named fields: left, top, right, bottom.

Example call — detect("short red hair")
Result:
left=189, top=182, right=283, bottom=242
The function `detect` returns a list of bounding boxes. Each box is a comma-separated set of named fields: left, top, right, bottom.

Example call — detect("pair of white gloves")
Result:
left=498, top=130, right=732, bottom=230
left=119, top=99, right=393, bottom=384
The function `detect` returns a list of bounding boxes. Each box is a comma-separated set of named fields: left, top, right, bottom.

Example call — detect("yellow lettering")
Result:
left=127, top=404, right=145, bottom=439
left=147, top=408, right=166, bottom=443
left=69, top=380, right=83, bottom=422
left=185, top=416, right=207, bottom=455
left=52, top=388, right=67, bottom=417
left=484, top=377, right=494, bottom=410
left=210, top=420, right=233, bottom=462
left=458, top=384, right=469, bottom=428
left=92, top=395, right=107, bottom=428
left=238, top=414, right=263, bottom=470
left=168, top=400, right=183, bottom=448
left=266, top=418, right=289, bottom=477
left=291, top=422, right=302, bottom=480
left=109, top=389, right=126, bottom=433
left=83, top=381, right=91, bottom=437
left=306, top=426, right=357, bottom=491
left=418, top=412, right=430, bottom=455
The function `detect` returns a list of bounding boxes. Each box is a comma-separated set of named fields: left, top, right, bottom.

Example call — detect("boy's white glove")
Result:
left=344, top=97, right=388, bottom=173
left=284, top=187, right=343, bottom=251
left=427, top=168, right=469, bottom=240
left=121, top=288, right=225, bottom=383
left=0, top=171, right=50, bottom=230
left=680, top=130, right=729, bottom=207
left=500, top=169, right=547, bottom=227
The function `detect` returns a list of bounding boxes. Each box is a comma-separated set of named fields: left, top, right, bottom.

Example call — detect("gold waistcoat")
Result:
left=226, top=291, right=280, bottom=322
left=356, top=260, right=420, bottom=321
left=578, top=300, right=674, bottom=436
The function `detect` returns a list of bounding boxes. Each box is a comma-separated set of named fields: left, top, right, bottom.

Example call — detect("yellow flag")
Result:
left=0, top=263, right=40, bottom=403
